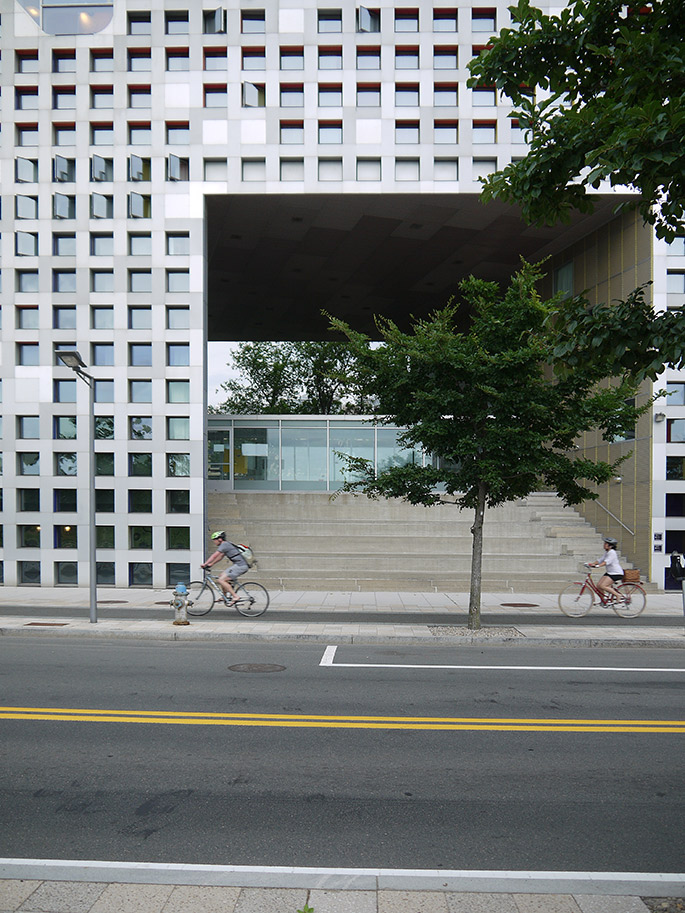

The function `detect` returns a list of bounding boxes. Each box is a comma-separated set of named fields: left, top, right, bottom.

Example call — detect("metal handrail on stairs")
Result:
left=593, top=501, right=635, bottom=537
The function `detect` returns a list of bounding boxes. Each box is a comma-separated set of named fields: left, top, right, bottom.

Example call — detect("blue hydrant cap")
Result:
left=175, top=583, right=187, bottom=594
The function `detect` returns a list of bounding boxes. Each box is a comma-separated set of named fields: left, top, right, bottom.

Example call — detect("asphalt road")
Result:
left=1, top=638, right=684, bottom=872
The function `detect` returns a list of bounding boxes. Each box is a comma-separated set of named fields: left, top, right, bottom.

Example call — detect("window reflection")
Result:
left=17, top=0, right=113, bottom=36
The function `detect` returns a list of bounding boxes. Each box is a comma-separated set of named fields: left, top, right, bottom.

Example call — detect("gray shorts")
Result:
left=221, top=559, right=249, bottom=582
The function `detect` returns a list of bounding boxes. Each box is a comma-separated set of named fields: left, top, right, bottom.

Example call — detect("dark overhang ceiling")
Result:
left=205, top=192, right=634, bottom=341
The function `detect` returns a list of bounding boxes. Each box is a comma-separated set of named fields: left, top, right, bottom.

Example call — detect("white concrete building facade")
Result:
left=0, top=0, right=680, bottom=589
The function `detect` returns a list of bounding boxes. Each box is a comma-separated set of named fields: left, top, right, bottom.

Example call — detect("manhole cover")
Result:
left=25, top=622, right=68, bottom=627
left=98, top=600, right=128, bottom=604
left=228, top=663, right=286, bottom=673
left=501, top=603, right=539, bottom=608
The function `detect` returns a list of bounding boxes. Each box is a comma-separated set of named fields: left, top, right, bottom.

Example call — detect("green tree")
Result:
left=213, top=341, right=374, bottom=414
left=329, top=262, right=649, bottom=630
left=468, top=0, right=685, bottom=240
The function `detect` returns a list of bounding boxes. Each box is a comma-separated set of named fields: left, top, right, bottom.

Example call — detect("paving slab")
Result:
left=88, top=883, right=174, bottom=913
left=513, top=894, right=583, bottom=913
left=378, top=891, right=450, bottom=913
left=308, top=888, right=377, bottom=913
left=574, top=896, right=652, bottom=913
left=233, top=887, right=308, bottom=913
left=16, top=881, right=106, bottom=913
left=0, top=883, right=40, bottom=911
left=161, top=884, right=241, bottom=913
left=446, top=892, right=519, bottom=913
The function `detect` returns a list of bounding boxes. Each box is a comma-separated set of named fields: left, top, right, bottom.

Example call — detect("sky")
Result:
left=207, top=341, right=239, bottom=408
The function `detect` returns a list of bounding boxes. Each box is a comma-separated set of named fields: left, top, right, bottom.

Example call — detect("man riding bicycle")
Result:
left=587, top=536, right=625, bottom=602
left=201, top=530, right=249, bottom=606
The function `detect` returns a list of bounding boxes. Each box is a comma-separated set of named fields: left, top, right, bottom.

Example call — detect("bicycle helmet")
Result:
left=603, top=536, right=618, bottom=547
left=211, top=530, right=226, bottom=540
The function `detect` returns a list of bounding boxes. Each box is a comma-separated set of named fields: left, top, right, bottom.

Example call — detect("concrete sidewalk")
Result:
left=1, top=865, right=683, bottom=913
left=1, top=586, right=684, bottom=647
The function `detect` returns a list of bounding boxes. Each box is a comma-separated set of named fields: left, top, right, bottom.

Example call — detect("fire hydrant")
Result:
left=171, top=583, right=190, bottom=625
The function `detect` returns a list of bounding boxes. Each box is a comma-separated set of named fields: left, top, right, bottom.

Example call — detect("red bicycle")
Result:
left=558, top=564, right=646, bottom=618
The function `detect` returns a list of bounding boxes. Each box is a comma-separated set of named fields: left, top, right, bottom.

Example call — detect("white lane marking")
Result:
left=319, top=646, right=685, bottom=674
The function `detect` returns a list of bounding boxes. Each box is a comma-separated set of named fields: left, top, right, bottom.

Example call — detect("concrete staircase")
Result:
left=207, top=490, right=627, bottom=592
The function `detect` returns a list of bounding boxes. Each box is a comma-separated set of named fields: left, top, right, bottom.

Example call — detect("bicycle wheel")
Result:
left=558, top=583, right=594, bottom=617
left=186, top=580, right=216, bottom=616
left=233, top=581, right=269, bottom=617
left=614, top=583, right=646, bottom=618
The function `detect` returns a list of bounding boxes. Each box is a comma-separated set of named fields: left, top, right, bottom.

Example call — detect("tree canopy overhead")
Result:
left=468, top=0, right=685, bottom=240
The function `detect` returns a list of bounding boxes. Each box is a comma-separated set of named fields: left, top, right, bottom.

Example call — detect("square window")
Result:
left=165, top=11, right=189, bottom=34
left=92, top=155, right=114, bottom=181
left=53, top=234, right=76, bottom=258
left=167, top=270, right=190, bottom=293
left=91, top=270, right=114, bottom=293
left=17, top=306, right=39, bottom=329
left=318, top=47, right=342, bottom=69
left=167, top=122, right=190, bottom=144
left=242, top=10, right=266, bottom=32
left=91, top=50, right=114, bottom=72
left=434, top=157, right=458, bottom=180
left=242, top=159, right=266, bottom=181
left=167, top=563, right=191, bottom=587
left=54, top=416, right=77, bottom=440
left=16, top=51, right=40, bottom=74
left=95, top=452, right=115, bottom=476
left=473, top=121, right=496, bottom=143
left=97, top=526, right=115, bottom=548
left=395, top=9, right=419, bottom=31
left=357, top=47, right=380, bottom=69
left=473, top=158, right=498, bottom=179
left=53, top=270, right=76, bottom=293
left=204, top=48, right=228, bottom=70
left=129, top=233, right=152, bottom=256
left=434, top=9, right=458, bottom=31
left=91, top=193, right=113, bottom=218
left=54, top=155, right=76, bottom=181
left=167, top=344, right=190, bottom=366
left=128, top=11, right=151, bottom=34
left=55, top=562, right=78, bottom=585
left=434, top=47, right=458, bottom=69
left=435, top=83, right=458, bottom=106
left=130, top=343, right=152, bottom=366
left=54, top=124, right=77, bottom=146
left=129, top=306, right=152, bottom=329
left=129, top=50, right=152, bottom=72
left=92, top=343, right=114, bottom=366
left=167, top=380, right=190, bottom=403
left=130, top=380, right=152, bottom=403
left=129, top=123, right=152, bottom=145
left=357, top=158, right=382, bottom=181
left=396, top=84, right=419, bottom=106
left=167, top=50, right=190, bottom=71
left=280, top=47, right=304, bottom=70
left=91, top=87, right=114, bottom=109
left=17, top=343, right=40, bottom=366
left=54, top=489, right=77, bottom=512
left=167, top=490, right=190, bottom=513
left=17, top=271, right=39, bottom=293
left=130, top=416, right=153, bottom=440
left=18, top=561, right=41, bottom=585
left=129, top=155, right=151, bottom=181
left=396, top=121, right=419, bottom=143
left=18, top=416, right=40, bottom=439
left=167, top=417, right=190, bottom=440
left=280, top=84, right=304, bottom=107
left=130, top=525, right=153, bottom=549
left=357, top=7, right=380, bottom=31
left=19, top=489, right=41, bottom=511
left=18, top=453, right=40, bottom=476
left=94, top=379, right=115, bottom=403
left=167, top=154, right=190, bottom=181
left=318, top=9, right=342, bottom=32
left=129, top=489, right=152, bottom=512
left=281, top=121, right=304, bottom=144
left=280, top=158, right=305, bottom=181
left=90, top=233, right=114, bottom=256
left=318, top=85, right=342, bottom=106
left=242, top=48, right=266, bottom=70
left=54, top=194, right=76, bottom=219
left=204, top=9, right=227, bottom=34
left=16, top=158, right=39, bottom=182
left=17, top=125, right=39, bottom=147
left=167, top=527, right=190, bottom=549
left=54, top=379, right=77, bottom=403
left=128, top=193, right=151, bottom=218
left=129, top=270, right=152, bottom=293
left=167, top=307, right=190, bottom=329
left=243, top=82, right=266, bottom=107
left=129, top=453, right=152, bottom=476
left=16, top=231, right=39, bottom=257
left=95, top=489, right=115, bottom=512
left=166, top=233, right=190, bottom=255
left=97, top=563, right=116, bottom=585
left=129, top=563, right=153, bottom=586
left=16, top=195, right=39, bottom=219
left=91, top=307, right=113, bottom=329
left=95, top=416, right=115, bottom=439
left=167, top=453, right=190, bottom=477
left=395, top=47, right=419, bottom=69
left=54, top=525, right=77, bottom=548
left=472, top=87, right=496, bottom=106
left=357, top=84, right=381, bottom=106
left=53, top=51, right=76, bottom=73
left=18, top=525, right=41, bottom=547
left=435, top=120, right=458, bottom=143
left=473, top=11, right=496, bottom=32
left=204, top=85, right=228, bottom=107
left=319, top=122, right=343, bottom=143
left=318, top=158, right=343, bottom=181
left=129, top=86, right=152, bottom=108
left=55, top=452, right=77, bottom=476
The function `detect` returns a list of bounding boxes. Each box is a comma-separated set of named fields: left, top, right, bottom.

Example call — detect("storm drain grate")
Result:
left=500, top=603, right=539, bottom=608
left=228, top=663, right=286, bottom=673
left=25, top=622, right=68, bottom=627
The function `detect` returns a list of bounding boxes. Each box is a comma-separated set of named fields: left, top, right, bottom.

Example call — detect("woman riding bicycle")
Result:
left=200, top=530, right=249, bottom=606
left=587, top=537, right=624, bottom=601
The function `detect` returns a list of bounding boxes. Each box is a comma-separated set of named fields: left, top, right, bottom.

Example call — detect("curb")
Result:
left=1, top=622, right=683, bottom=649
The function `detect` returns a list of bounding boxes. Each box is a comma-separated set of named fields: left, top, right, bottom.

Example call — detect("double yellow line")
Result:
left=1, top=706, right=684, bottom=733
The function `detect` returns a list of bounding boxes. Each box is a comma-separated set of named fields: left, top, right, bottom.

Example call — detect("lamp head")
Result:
left=57, top=349, right=87, bottom=370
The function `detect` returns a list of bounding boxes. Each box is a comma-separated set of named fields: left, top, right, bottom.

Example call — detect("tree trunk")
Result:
left=468, top=483, right=487, bottom=630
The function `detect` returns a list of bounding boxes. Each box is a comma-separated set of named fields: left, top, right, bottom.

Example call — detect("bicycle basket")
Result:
left=623, top=568, right=640, bottom=583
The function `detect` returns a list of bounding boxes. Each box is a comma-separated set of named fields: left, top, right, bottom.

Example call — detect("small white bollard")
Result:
left=171, top=582, right=190, bottom=626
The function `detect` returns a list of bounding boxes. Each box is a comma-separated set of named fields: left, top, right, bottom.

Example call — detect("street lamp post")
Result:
left=57, top=350, right=97, bottom=624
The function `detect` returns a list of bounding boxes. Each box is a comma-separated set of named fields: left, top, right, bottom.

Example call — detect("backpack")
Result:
left=234, top=542, right=256, bottom=567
